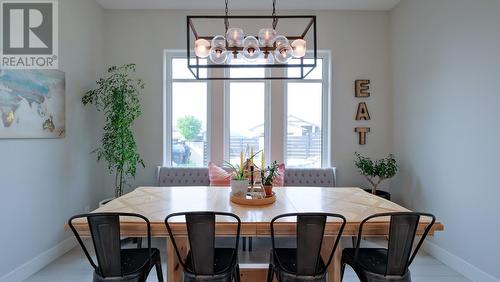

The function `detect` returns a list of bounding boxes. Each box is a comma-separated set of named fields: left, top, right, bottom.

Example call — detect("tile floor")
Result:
left=26, top=238, right=470, bottom=282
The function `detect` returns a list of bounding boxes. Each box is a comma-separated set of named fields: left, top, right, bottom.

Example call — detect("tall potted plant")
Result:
left=83, top=64, right=145, bottom=200
left=354, top=152, right=397, bottom=200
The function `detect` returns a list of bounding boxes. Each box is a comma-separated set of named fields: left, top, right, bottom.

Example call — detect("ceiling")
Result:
left=96, top=0, right=400, bottom=11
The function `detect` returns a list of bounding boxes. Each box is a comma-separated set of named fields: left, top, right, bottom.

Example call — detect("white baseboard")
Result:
left=0, top=237, right=78, bottom=282
left=423, top=241, right=499, bottom=282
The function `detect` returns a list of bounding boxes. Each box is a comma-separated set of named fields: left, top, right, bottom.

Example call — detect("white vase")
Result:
left=230, top=180, right=249, bottom=196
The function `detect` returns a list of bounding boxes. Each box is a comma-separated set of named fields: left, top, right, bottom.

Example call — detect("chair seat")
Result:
left=185, top=248, right=236, bottom=274
left=342, top=248, right=389, bottom=275
left=94, top=248, right=161, bottom=282
left=273, top=248, right=326, bottom=274
left=182, top=248, right=237, bottom=282
left=121, top=248, right=160, bottom=274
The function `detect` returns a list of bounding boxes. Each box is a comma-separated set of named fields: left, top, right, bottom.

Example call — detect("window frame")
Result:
left=163, top=50, right=212, bottom=167
left=164, top=50, right=331, bottom=168
left=284, top=51, right=331, bottom=168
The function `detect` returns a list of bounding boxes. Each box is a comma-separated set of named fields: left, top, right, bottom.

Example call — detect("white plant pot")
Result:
left=230, top=180, right=249, bottom=196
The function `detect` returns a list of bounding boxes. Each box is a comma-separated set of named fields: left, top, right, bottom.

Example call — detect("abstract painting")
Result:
left=0, top=70, right=65, bottom=138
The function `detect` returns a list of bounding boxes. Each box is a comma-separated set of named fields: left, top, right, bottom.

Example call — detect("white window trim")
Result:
left=284, top=51, right=331, bottom=168
left=163, top=49, right=212, bottom=167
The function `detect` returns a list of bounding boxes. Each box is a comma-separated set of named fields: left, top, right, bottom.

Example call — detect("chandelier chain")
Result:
left=272, top=0, right=278, bottom=29
left=223, top=0, right=277, bottom=32
left=224, top=0, right=229, bottom=32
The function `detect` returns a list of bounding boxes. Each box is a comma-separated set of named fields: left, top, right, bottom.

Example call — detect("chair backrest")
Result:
left=157, top=167, right=211, bottom=186
left=284, top=168, right=336, bottom=187
left=271, top=213, right=346, bottom=276
left=68, top=213, right=152, bottom=278
left=157, top=166, right=337, bottom=187
left=354, top=212, right=436, bottom=276
left=165, top=211, right=241, bottom=275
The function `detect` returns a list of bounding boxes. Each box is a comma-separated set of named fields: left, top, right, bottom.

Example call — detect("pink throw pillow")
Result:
left=208, top=162, right=231, bottom=186
left=272, top=163, right=286, bottom=186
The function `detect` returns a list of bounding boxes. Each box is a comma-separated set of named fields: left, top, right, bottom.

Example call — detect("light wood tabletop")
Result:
left=70, top=186, right=444, bottom=282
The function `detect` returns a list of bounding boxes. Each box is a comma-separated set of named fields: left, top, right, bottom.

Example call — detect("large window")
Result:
left=165, top=51, right=330, bottom=168
left=285, top=59, right=327, bottom=168
left=166, top=56, right=208, bottom=167
left=225, top=59, right=267, bottom=165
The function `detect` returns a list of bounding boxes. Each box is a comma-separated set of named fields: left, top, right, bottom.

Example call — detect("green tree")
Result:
left=177, top=116, right=202, bottom=141
left=354, top=152, right=398, bottom=194
left=82, top=64, right=145, bottom=198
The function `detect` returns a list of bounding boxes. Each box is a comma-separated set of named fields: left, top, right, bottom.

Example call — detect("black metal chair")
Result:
left=68, top=212, right=163, bottom=282
left=267, top=213, right=347, bottom=282
left=341, top=212, right=436, bottom=282
left=165, top=211, right=241, bottom=282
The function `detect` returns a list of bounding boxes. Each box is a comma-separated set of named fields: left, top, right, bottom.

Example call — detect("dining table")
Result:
left=69, top=186, right=444, bottom=282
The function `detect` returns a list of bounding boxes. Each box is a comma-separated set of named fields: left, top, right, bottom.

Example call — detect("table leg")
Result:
left=321, top=237, right=342, bottom=282
left=167, top=236, right=188, bottom=282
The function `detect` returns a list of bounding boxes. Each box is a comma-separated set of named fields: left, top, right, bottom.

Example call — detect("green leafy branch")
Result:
left=261, top=161, right=280, bottom=186
left=224, top=161, right=247, bottom=181
left=354, top=152, right=397, bottom=194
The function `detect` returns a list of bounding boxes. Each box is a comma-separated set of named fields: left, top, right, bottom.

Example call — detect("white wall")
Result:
left=103, top=10, right=393, bottom=192
left=390, top=0, right=500, bottom=280
left=3, top=1, right=499, bottom=280
left=0, top=0, right=105, bottom=280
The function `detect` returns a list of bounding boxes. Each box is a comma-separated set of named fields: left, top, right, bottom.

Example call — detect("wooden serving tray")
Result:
left=230, top=192, right=276, bottom=206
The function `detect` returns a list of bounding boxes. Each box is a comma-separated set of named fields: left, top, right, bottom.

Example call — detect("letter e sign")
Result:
left=355, top=80, right=370, bottom=97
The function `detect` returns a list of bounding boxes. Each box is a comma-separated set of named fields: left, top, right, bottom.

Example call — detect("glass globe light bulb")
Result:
left=262, top=52, right=275, bottom=64
left=226, top=28, right=244, bottom=47
left=258, top=28, right=277, bottom=47
left=242, top=36, right=261, bottom=61
left=291, top=39, right=306, bottom=58
left=274, top=35, right=289, bottom=48
left=274, top=44, right=293, bottom=63
left=194, top=38, right=210, bottom=58
left=209, top=46, right=228, bottom=64
left=211, top=35, right=226, bottom=48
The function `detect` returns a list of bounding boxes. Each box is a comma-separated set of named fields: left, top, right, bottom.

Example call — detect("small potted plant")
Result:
left=354, top=152, right=398, bottom=200
left=225, top=162, right=249, bottom=196
left=261, top=161, right=280, bottom=197
left=225, top=149, right=262, bottom=196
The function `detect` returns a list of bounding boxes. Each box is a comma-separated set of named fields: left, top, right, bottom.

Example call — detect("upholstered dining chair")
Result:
left=341, top=212, right=436, bottom=282
left=68, top=212, right=163, bottom=282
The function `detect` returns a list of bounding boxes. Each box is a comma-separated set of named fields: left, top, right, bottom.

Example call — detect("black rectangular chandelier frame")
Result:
left=187, top=15, right=317, bottom=80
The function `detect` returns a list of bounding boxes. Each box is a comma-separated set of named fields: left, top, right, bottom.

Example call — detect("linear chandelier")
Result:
left=187, top=0, right=317, bottom=80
